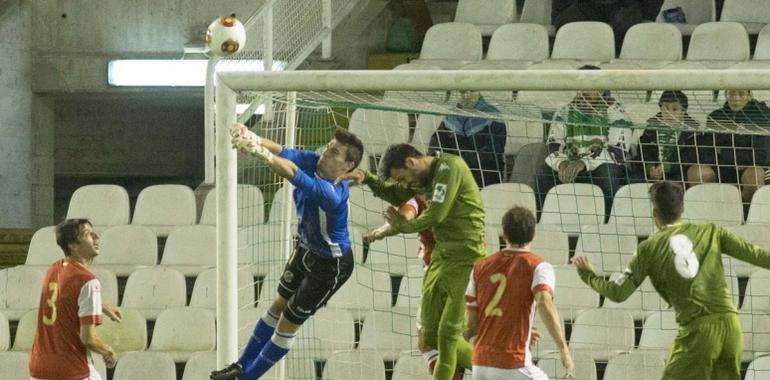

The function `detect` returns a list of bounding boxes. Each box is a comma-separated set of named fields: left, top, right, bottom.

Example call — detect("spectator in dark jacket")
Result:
left=429, top=91, right=507, bottom=188
left=635, top=91, right=718, bottom=186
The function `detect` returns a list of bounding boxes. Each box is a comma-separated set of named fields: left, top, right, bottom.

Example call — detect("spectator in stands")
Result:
left=429, top=90, right=506, bottom=188
left=536, top=66, right=634, bottom=219
left=634, top=90, right=719, bottom=186
left=707, top=90, right=770, bottom=202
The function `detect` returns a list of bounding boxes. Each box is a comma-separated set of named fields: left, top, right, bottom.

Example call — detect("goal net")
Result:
left=215, top=69, right=770, bottom=380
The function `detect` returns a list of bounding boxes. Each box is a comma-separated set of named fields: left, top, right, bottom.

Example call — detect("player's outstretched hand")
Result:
left=102, top=304, right=122, bottom=323
left=560, top=347, right=574, bottom=378
left=384, top=206, right=406, bottom=225
left=334, top=168, right=366, bottom=186
left=103, top=350, right=118, bottom=369
left=571, top=256, right=594, bottom=272
left=230, top=124, right=274, bottom=162
left=529, top=327, right=541, bottom=348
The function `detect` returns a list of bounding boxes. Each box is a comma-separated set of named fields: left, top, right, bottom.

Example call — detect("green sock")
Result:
left=455, top=338, right=473, bottom=369
left=434, top=336, right=459, bottom=380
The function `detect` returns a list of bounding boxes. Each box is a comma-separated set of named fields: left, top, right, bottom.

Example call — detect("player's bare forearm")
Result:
left=257, top=136, right=283, bottom=155
left=464, top=309, right=478, bottom=341
left=267, top=155, right=299, bottom=181
left=535, top=292, right=568, bottom=351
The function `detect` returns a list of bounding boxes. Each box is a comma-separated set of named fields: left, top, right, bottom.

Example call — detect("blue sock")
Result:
left=238, top=310, right=279, bottom=365
left=242, top=330, right=296, bottom=379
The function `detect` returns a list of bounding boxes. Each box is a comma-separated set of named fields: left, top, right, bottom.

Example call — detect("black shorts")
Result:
left=277, top=242, right=354, bottom=325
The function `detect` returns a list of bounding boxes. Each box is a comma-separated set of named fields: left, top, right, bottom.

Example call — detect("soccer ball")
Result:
left=206, top=15, right=246, bottom=57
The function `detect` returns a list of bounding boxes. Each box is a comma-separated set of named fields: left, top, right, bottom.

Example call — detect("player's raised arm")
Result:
left=534, top=291, right=573, bottom=378
left=573, top=255, right=645, bottom=303
left=231, top=123, right=282, bottom=155
left=719, top=225, right=770, bottom=269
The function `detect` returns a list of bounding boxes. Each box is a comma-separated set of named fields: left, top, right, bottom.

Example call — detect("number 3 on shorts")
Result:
left=484, top=273, right=507, bottom=317
left=42, top=282, right=59, bottom=326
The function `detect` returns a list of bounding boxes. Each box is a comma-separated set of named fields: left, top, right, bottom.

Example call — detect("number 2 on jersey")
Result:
left=484, top=273, right=507, bottom=317
left=42, top=282, right=59, bottom=326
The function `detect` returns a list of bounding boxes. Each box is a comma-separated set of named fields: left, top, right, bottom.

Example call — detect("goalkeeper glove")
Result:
left=230, top=124, right=274, bottom=163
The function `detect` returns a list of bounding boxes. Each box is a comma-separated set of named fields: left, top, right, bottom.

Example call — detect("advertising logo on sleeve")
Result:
left=433, top=183, right=447, bottom=203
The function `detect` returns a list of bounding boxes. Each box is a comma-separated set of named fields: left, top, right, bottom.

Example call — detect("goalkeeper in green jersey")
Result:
left=573, top=181, right=770, bottom=380
left=336, top=144, right=485, bottom=380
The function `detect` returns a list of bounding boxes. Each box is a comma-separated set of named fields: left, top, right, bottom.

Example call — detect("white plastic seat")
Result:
left=113, top=351, right=176, bottom=380
left=746, top=355, right=770, bottom=380
left=121, top=267, right=186, bottom=320
left=148, top=307, right=215, bottom=362
left=392, top=351, right=432, bottom=380
left=131, top=184, right=197, bottom=237
left=199, top=184, right=265, bottom=226
left=504, top=119, right=545, bottom=155
left=552, top=266, right=600, bottom=320
left=326, top=266, right=393, bottom=320
left=683, top=183, right=743, bottom=226
left=395, top=269, right=423, bottom=309
left=11, top=309, right=36, bottom=351
left=0, top=266, right=44, bottom=320
left=531, top=316, right=566, bottom=359
left=0, top=351, right=32, bottom=379
left=755, top=25, right=770, bottom=60
left=574, top=225, right=638, bottom=276
left=603, top=349, right=669, bottom=380
left=411, top=114, right=442, bottom=154
left=239, top=225, right=291, bottom=277
left=160, top=225, right=216, bottom=277
left=190, top=268, right=255, bottom=310
left=516, top=62, right=580, bottom=113
left=747, top=186, right=770, bottom=225
left=348, top=108, right=410, bottom=164
left=481, top=183, right=537, bottom=230
left=454, top=0, right=516, bottom=37
left=295, top=307, right=356, bottom=359
left=66, top=184, right=130, bottom=230
left=414, top=23, right=483, bottom=69
left=742, top=269, right=770, bottom=314
left=604, top=275, right=666, bottom=320
left=97, top=307, right=147, bottom=355
left=720, top=0, right=770, bottom=35
left=550, top=22, right=615, bottom=64
left=613, top=23, right=682, bottom=69
left=91, top=225, right=157, bottom=277
left=324, top=349, right=387, bottom=380
left=0, top=311, right=8, bottom=351
left=367, top=234, right=422, bottom=275
left=24, top=226, right=64, bottom=268
left=656, top=0, right=717, bottom=36
left=538, top=349, right=597, bottom=380
left=531, top=228, right=570, bottom=266
left=569, top=309, right=635, bottom=361
left=740, top=313, right=770, bottom=361
left=638, top=310, right=678, bottom=350
left=539, top=184, right=605, bottom=233
left=606, top=183, right=655, bottom=237
left=359, top=309, right=419, bottom=361
left=349, top=187, right=389, bottom=229
left=686, top=22, right=750, bottom=68
left=486, top=23, right=550, bottom=63
left=520, top=0, right=555, bottom=36
left=90, top=267, right=119, bottom=306
left=182, top=351, right=216, bottom=380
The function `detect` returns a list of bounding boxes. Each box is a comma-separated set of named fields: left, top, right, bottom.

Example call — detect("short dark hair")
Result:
left=378, top=143, right=424, bottom=178
left=659, top=90, right=689, bottom=110
left=502, top=206, right=536, bottom=246
left=649, top=181, right=685, bottom=224
left=55, top=219, right=92, bottom=257
left=333, top=127, right=364, bottom=172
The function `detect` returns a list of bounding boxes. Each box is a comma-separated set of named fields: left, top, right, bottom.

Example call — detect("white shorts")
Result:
left=472, top=365, right=548, bottom=380
left=31, top=364, right=102, bottom=380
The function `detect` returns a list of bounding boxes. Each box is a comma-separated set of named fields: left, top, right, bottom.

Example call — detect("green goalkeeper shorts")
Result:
left=419, top=256, right=474, bottom=349
left=662, top=312, right=742, bottom=380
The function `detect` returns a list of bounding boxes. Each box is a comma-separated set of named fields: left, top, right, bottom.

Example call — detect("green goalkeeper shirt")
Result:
left=362, top=153, right=486, bottom=266
left=578, top=223, right=770, bottom=325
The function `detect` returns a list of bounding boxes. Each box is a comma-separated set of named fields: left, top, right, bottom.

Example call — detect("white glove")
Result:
left=230, top=124, right=274, bottom=163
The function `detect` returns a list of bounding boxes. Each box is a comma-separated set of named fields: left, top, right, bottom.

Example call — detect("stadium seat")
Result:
left=266, top=185, right=297, bottom=224
left=550, top=22, right=615, bottom=64
left=743, top=269, right=770, bottom=314
left=552, top=266, right=600, bottom=320
left=504, top=120, right=546, bottom=156
left=414, top=23, right=483, bottom=69
left=0, top=351, right=32, bottom=379
left=638, top=310, right=678, bottom=350
left=661, top=61, right=720, bottom=126
left=538, top=349, right=597, bottom=380
left=395, top=268, right=423, bottom=309
left=720, top=0, right=770, bottom=35
left=131, top=184, right=197, bottom=237
left=97, top=307, right=147, bottom=355
left=91, top=225, right=157, bottom=277
left=262, top=353, right=318, bottom=380
left=683, top=183, right=743, bottom=226
left=569, top=309, right=635, bottom=361
left=520, top=0, right=555, bottom=36
left=359, top=309, right=419, bottom=361
left=121, top=267, right=186, bottom=320
left=239, top=227, right=291, bottom=277
left=754, top=25, right=770, bottom=61
left=509, top=143, right=549, bottom=190
left=454, top=0, right=516, bottom=37
left=324, top=349, right=387, bottom=380
left=90, top=267, right=118, bottom=306
left=656, top=0, right=717, bottom=36
left=11, top=309, right=36, bottom=351
left=604, top=275, right=666, bottom=320
left=746, top=354, right=770, bottom=380
left=574, top=225, right=638, bottom=276
left=539, top=184, right=606, bottom=233
left=531, top=228, right=570, bottom=265
left=66, top=185, right=130, bottom=230
left=481, top=183, right=537, bottom=230
left=189, top=268, right=255, bottom=310
left=603, top=349, right=669, bottom=380
left=237, top=306, right=264, bottom=351
left=159, top=225, right=216, bottom=277
left=747, top=186, right=770, bottom=225
left=392, top=351, right=432, bottom=380
left=740, top=313, right=770, bottom=362
left=113, top=351, right=176, bottom=380
left=0, top=266, right=44, bottom=320
left=730, top=61, right=770, bottom=102
left=606, top=183, right=655, bottom=237
left=385, top=64, right=447, bottom=105
left=294, top=306, right=356, bottom=359
left=181, top=351, right=216, bottom=380
left=326, top=266, right=393, bottom=320
left=367, top=234, right=422, bottom=275
left=184, top=351, right=317, bottom=380
left=686, top=22, right=750, bottom=68
left=349, top=186, right=389, bottom=229
left=0, top=312, right=8, bottom=351
left=348, top=108, right=410, bottom=163
left=148, top=307, right=215, bottom=362
left=199, top=184, right=265, bottom=226
left=411, top=114, right=442, bottom=154
left=531, top=316, right=566, bottom=358
left=613, top=23, right=682, bottom=69
left=486, top=23, right=550, bottom=64
left=24, top=226, right=64, bottom=268
left=517, top=62, right=580, bottom=114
